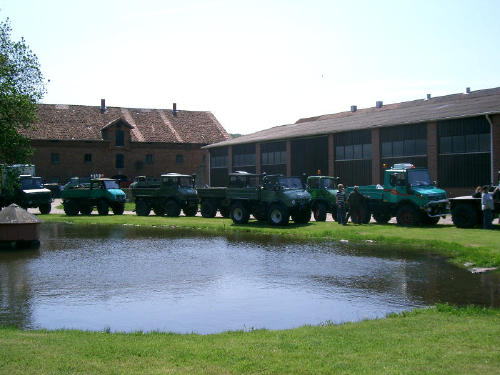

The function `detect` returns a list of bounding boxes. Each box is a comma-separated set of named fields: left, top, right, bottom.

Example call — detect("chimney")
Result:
left=376, top=101, right=383, bottom=108
left=350, top=105, right=357, bottom=112
left=173, top=102, right=177, bottom=116
left=100, top=98, right=106, bottom=113
left=426, top=94, right=431, bottom=100
left=465, top=87, right=471, bottom=94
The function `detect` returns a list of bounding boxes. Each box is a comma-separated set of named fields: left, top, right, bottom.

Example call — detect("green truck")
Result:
left=306, top=175, right=339, bottom=221
left=130, top=173, right=198, bottom=217
left=348, top=163, right=450, bottom=226
left=61, top=178, right=127, bottom=216
left=198, top=172, right=312, bottom=225
left=0, top=164, right=52, bottom=214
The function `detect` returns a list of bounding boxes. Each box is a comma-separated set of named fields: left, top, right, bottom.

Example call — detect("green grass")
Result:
left=1, top=305, right=499, bottom=374
left=40, top=213, right=500, bottom=268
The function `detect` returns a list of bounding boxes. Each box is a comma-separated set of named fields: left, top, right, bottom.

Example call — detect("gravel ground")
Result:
left=32, top=198, right=456, bottom=225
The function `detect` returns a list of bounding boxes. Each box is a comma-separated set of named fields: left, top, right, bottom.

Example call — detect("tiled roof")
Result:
left=204, top=86, right=500, bottom=149
left=21, top=104, right=231, bottom=144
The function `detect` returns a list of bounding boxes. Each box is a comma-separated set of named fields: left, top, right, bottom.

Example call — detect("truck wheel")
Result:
left=268, top=204, right=289, bottom=226
left=153, top=206, right=166, bottom=216
left=39, top=203, right=51, bottom=215
left=313, top=203, right=327, bottom=222
left=451, top=204, right=478, bottom=228
left=231, top=202, right=250, bottom=224
left=201, top=201, right=217, bottom=218
left=79, top=204, right=93, bottom=215
left=184, top=204, right=198, bottom=217
left=373, top=211, right=391, bottom=224
left=63, top=200, right=79, bottom=216
left=112, top=203, right=125, bottom=215
left=292, top=208, right=311, bottom=224
left=97, top=200, right=109, bottom=216
left=396, top=205, right=419, bottom=226
left=136, top=200, right=151, bottom=216
left=166, top=200, right=181, bottom=217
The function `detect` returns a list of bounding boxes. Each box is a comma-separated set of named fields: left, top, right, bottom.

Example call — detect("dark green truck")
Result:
left=130, top=173, right=198, bottom=217
left=61, top=178, right=127, bottom=216
left=0, top=165, right=52, bottom=214
left=198, top=172, right=312, bottom=225
left=347, top=163, right=449, bottom=226
left=306, top=175, right=339, bottom=221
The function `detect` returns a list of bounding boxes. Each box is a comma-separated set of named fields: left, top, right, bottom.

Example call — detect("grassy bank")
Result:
left=1, top=305, right=499, bottom=375
left=40, top=213, right=500, bottom=267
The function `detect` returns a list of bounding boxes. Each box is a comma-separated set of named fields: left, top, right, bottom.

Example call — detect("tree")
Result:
left=0, top=17, right=46, bottom=164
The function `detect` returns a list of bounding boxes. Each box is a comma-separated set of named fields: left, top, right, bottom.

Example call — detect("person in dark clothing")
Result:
left=348, top=186, right=366, bottom=224
left=336, top=184, right=347, bottom=225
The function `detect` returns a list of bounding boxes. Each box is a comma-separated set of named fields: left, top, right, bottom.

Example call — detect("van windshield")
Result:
left=103, top=180, right=120, bottom=189
left=278, top=177, right=304, bottom=189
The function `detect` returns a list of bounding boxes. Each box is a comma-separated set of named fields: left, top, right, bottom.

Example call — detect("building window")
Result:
left=51, top=153, right=59, bottom=164
left=176, top=154, right=184, bottom=164
left=233, top=153, right=256, bottom=167
left=84, top=153, right=92, bottom=163
left=146, top=154, right=153, bottom=164
left=115, top=129, right=124, bottom=146
left=116, top=154, right=124, bottom=169
left=380, top=124, right=427, bottom=158
left=211, top=154, right=228, bottom=168
left=438, top=117, right=490, bottom=155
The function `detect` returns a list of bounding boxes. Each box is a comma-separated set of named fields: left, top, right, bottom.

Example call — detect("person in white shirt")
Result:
left=481, top=185, right=498, bottom=229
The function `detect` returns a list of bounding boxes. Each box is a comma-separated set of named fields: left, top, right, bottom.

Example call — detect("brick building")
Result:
left=204, top=87, right=500, bottom=196
left=21, top=100, right=230, bottom=185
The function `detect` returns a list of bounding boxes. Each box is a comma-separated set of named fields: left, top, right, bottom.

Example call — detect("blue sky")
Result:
left=2, top=0, right=500, bottom=134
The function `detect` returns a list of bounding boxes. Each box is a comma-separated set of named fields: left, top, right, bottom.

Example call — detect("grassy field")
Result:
left=1, top=305, right=499, bottom=375
left=40, top=213, right=500, bottom=268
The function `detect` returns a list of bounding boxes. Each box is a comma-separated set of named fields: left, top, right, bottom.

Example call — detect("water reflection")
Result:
left=0, top=223, right=499, bottom=334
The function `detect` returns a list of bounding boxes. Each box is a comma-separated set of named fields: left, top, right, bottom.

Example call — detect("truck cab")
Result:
left=306, top=176, right=339, bottom=221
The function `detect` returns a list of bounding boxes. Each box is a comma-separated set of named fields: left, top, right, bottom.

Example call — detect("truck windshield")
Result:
left=178, top=177, right=193, bottom=188
left=278, top=177, right=304, bottom=189
left=103, top=180, right=120, bottom=189
left=408, top=170, right=432, bottom=186
left=20, top=177, right=43, bottom=189
left=321, top=178, right=337, bottom=189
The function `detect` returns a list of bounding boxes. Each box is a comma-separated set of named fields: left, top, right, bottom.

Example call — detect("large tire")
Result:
left=153, top=205, right=166, bottom=216
left=166, top=200, right=181, bottom=217
left=451, top=203, right=478, bottom=228
left=313, top=203, right=327, bottom=222
left=373, top=211, right=391, bottom=224
left=200, top=200, right=217, bottom=218
left=79, top=203, right=93, bottom=215
left=136, top=199, right=151, bottom=216
left=112, top=203, right=125, bottom=215
left=230, top=202, right=250, bottom=224
left=63, top=199, right=79, bottom=216
left=39, top=203, right=51, bottom=215
left=183, top=204, right=198, bottom=217
left=97, top=200, right=109, bottom=216
left=396, top=204, right=420, bottom=226
left=267, top=204, right=289, bottom=226
left=292, top=208, right=311, bottom=224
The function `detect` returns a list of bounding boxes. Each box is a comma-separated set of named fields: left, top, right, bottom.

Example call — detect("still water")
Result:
left=1, top=223, right=499, bottom=333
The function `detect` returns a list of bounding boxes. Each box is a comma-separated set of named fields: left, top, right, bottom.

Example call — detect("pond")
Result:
left=0, top=223, right=499, bottom=334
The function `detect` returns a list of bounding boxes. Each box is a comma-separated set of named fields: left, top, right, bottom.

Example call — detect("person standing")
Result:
left=348, top=186, right=366, bottom=224
left=336, top=184, right=347, bottom=225
left=481, top=185, right=498, bottom=229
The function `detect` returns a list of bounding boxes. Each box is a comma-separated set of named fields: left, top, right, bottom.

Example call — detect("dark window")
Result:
left=392, top=141, right=403, bottom=156
left=363, top=143, right=372, bottom=159
left=176, top=154, right=184, bottom=164
left=415, top=139, right=426, bottom=155
left=51, top=153, right=59, bottom=164
left=335, top=145, right=344, bottom=160
left=404, top=139, right=415, bottom=156
left=115, top=154, right=124, bottom=169
left=115, top=129, right=124, bottom=146
left=84, top=153, right=92, bottom=163
left=465, top=134, right=479, bottom=153
left=344, top=145, right=353, bottom=160
left=381, top=142, right=392, bottom=157
left=452, top=135, right=465, bottom=153
left=440, top=136, right=452, bottom=154
left=479, top=133, right=490, bottom=151
left=146, top=154, right=153, bottom=164
left=353, top=144, right=362, bottom=159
